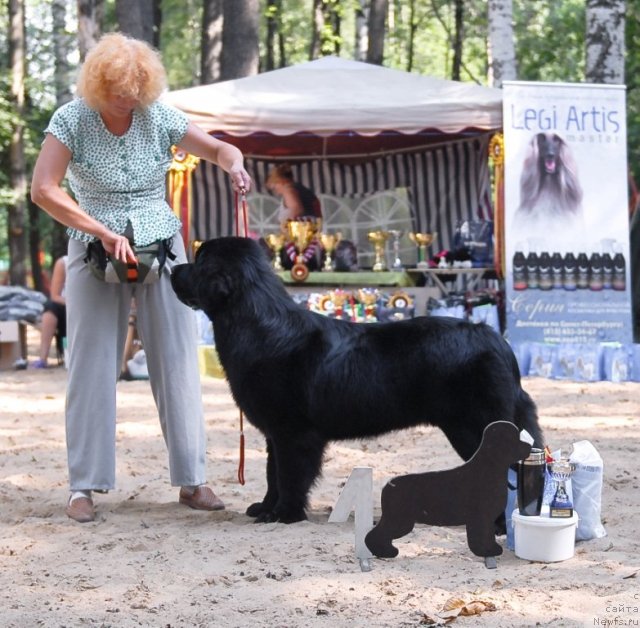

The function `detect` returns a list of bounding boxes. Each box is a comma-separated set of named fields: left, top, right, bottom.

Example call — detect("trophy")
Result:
left=387, top=229, right=404, bottom=271
left=191, top=240, right=203, bottom=258
left=368, top=230, right=390, bottom=271
left=265, top=233, right=286, bottom=271
left=409, top=232, right=437, bottom=269
left=320, top=232, right=341, bottom=272
left=549, top=458, right=576, bottom=518
left=287, top=219, right=321, bottom=282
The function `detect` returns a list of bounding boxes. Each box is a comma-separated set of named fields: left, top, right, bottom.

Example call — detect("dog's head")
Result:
left=534, top=132, right=564, bottom=175
left=171, top=237, right=269, bottom=314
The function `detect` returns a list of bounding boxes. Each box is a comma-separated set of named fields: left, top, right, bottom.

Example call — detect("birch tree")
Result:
left=585, top=0, right=624, bottom=84
left=354, top=0, right=368, bottom=61
left=488, top=0, right=517, bottom=87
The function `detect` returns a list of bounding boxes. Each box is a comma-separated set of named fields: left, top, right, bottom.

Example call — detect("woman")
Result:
left=31, top=33, right=252, bottom=523
left=266, top=164, right=322, bottom=270
left=32, top=255, right=67, bottom=368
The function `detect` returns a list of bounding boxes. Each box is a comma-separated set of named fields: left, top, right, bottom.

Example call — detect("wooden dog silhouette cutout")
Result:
left=365, top=421, right=532, bottom=559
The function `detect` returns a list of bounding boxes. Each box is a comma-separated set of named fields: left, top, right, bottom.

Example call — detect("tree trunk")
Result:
left=407, top=0, right=416, bottom=72
left=201, top=0, right=223, bottom=83
left=366, top=0, right=387, bottom=65
left=354, top=0, right=369, bottom=62
left=50, top=0, right=74, bottom=264
left=115, top=0, right=156, bottom=45
left=309, top=0, right=323, bottom=59
left=488, top=0, right=517, bottom=87
left=585, top=0, right=625, bottom=84
left=264, top=0, right=279, bottom=71
left=77, top=0, right=104, bottom=61
left=8, top=0, right=27, bottom=287
left=451, top=0, right=464, bottom=80
left=220, top=0, right=260, bottom=80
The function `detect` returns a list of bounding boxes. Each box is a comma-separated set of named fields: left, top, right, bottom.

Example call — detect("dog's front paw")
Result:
left=246, top=501, right=267, bottom=518
left=253, top=508, right=307, bottom=524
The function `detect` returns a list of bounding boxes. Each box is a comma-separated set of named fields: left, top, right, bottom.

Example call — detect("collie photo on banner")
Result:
left=502, top=81, right=632, bottom=346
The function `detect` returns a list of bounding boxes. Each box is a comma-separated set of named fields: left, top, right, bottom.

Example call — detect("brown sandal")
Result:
left=179, top=486, right=225, bottom=511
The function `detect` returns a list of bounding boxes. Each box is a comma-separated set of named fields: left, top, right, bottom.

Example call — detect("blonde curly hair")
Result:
left=77, top=32, right=167, bottom=110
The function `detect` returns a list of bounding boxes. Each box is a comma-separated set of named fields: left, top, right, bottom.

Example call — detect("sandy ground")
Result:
left=1, top=332, right=639, bottom=627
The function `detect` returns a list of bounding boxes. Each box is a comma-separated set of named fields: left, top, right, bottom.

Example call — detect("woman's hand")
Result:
left=101, top=231, right=137, bottom=264
left=229, top=161, right=252, bottom=194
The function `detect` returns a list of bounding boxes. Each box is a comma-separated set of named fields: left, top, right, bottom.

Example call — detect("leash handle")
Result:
left=234, top=190, right=249, bottom=238
left=234, top=190, right=249, bottom=485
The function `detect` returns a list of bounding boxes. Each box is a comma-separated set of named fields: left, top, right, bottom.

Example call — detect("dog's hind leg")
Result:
left=246, top=438, right=279, bottom=518
left=255, top=431, right=326, bottom=524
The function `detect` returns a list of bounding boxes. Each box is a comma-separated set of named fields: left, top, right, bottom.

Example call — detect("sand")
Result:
left=1, top=337, right=639, bottom=627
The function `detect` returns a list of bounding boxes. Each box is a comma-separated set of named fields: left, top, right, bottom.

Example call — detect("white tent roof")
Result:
left=164, top=56, right=503, bottom=140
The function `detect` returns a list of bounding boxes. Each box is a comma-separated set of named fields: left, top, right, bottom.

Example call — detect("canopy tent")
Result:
left=164, top=56, right=503, bottom=254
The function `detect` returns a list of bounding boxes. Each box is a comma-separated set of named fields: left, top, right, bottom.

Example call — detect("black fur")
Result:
left=171, top=237, right=543, bottom=524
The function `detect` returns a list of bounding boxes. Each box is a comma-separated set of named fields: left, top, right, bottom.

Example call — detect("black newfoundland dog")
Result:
left=171, top=237, right=543, bottom=524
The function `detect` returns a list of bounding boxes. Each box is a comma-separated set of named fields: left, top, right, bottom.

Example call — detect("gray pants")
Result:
left=65, top=236, right=206, bottom=491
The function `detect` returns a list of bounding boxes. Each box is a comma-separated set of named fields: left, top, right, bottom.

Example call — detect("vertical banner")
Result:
left=503, top=81, right=632, bottom=346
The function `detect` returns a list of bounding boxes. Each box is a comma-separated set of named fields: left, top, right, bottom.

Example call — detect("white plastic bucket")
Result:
left=512, top=508, right=579, bottom=562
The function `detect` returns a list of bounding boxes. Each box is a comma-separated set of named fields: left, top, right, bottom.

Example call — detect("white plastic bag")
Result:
left=570, top=440, right=606, bottom=541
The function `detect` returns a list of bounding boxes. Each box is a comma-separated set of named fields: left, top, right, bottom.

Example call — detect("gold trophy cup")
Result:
left=287, top=219, right=321, bottom=282
left=265, top=233, right=286, bottom=271
left=320, top=232, right=341, bottom=272
left=409, top=232, right=437, bottom=269
left=367, top=230, right=390, bottom=272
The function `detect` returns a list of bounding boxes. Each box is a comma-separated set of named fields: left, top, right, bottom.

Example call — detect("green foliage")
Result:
left=160, top=0, right=202, bottom=88
left=515, top=0, right=585, bottom=82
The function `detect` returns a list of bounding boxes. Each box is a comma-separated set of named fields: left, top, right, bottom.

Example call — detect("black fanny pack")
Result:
left=85, top=238, right=175, bottom=284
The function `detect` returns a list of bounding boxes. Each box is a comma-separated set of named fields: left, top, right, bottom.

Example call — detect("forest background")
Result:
left=0, top=0, right=636, bottom=292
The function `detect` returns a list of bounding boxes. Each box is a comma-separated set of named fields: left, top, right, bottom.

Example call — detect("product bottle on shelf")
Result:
left=563, top=252, right=577, bottom=291
left=512, top=250, right=527, bottom=290
left=538, top=252, right=552, bottom=290
left=589, top=252, right=603, bottom=291
left=576, top=253, right=590, bottom=289
left=602, top=252, right=614, bottom=290
left=526, top=252, right=539, bottom=289
left=612, top=249, right=626, bottom=291
left=551, top=252, right=564, bottom=289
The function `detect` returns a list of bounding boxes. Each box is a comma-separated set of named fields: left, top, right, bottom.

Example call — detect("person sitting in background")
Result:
left=32, top=255, right=67, bottom=369
left=266, top=164, right=322, bottom=270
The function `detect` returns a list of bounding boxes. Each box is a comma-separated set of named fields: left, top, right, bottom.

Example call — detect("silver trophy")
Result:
left=549, top=458, right=576, bottom=518
left=387, top=230, right=404, bottom=271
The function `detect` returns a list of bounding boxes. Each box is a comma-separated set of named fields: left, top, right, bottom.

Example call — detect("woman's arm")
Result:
left=31, top=134, right=136, bottom=263
left=177, top=123, right=252, bottom=192
left=49, top=257, right=66, bottom=304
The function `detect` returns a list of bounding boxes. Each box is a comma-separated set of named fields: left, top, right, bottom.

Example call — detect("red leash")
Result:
left=234, top=189, right=249, bottom=485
